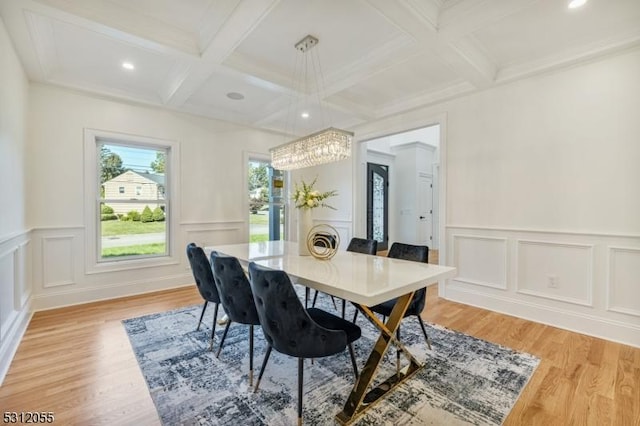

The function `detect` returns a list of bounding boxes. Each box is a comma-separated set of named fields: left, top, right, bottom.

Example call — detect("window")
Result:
left=98, top=142, right=168, bottom=261
left=85, top=129, right=178, bottom=271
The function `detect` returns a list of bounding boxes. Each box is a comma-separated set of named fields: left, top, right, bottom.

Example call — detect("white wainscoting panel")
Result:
left=42, top=235, right=75, bottom=288
left=0, top=249, right=16, bottom=337
left=16, top=241, right=30, bottom=308
left=607, top=247, right=640, bottom=317
left=452, top=235, right=508, bottom=289
left=516, top=240, right=593, bottom=306
left=0, top=230, right=32, bottom=386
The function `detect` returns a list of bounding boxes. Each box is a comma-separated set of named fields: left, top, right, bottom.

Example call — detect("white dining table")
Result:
left=205, top=240, right=457, bottom=425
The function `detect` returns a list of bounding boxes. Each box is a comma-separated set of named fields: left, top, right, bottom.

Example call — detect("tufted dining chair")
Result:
left=210, top=251, right=262, bottom=386
left=311, top=237, right=378, bottom=317
left=248, top=262, right=361, bottom=425
left=186, top=243, right=221, bottom=351
left=353, top=242, right=432, bottom=350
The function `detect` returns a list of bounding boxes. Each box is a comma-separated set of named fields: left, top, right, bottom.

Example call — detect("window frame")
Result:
left=84, top=129, right=180, bottom=274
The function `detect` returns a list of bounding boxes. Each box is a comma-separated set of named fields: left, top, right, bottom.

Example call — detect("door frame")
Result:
left=351, top=112, right=449, bottom=296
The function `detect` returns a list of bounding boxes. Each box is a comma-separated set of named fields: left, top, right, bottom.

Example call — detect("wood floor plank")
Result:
left=1, top=284, right=639, bottom=425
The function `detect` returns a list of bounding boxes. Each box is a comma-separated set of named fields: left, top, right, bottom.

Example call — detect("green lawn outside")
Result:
left=101, top=221, right=165, bottom=236
left=249, top=213, right=268, bottom=225
left=102, top=243, right=166, bottom=257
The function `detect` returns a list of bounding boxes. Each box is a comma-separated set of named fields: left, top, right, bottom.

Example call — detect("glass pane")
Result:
left=372, top=172, right=384, bottom=243
left=99, top=143, right=167, bottom=259
left=248, top=161, right=269, bottom=242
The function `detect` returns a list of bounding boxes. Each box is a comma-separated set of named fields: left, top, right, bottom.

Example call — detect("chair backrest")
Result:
left=387, top=242, right=429, bottom=263
left=387, top=242, right=429, bottom=315
left=248, top=262, right=347, bottom=358
left=210, top=251, right=260, bottom=325
left=346, top=237, right=377, bottom=255
left=186, top=243, right=220, bottom=303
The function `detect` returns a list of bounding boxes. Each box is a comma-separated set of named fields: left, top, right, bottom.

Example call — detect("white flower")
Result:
left=292, top=177, right=337, bottom=210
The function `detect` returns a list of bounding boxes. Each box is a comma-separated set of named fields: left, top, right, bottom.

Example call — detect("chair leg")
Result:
left=347, top=343, right=358, bottom=378
left=196, top=301, right=208, bottom=331
left=330, top=295, right=338, bottom=310
left=254, top=344, right=273, bottom=393
left=298, top=357, right=304, bottom=426
left=341, top=299, right=346, bottom=319
left=209, top=303, right=219, bottom=351
left=312, top=290, right=319, bottom=308
left=305, top=287, right=310, bottom=308
left=417, top=316, right=432, bottom=350
left=249, top=325, right=254, bottom=387
left=216, top=320, right=232, bottom=357
left=352, top=309, right=358, bottom=323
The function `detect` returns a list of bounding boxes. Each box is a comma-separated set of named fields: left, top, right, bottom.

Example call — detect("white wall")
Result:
left=342, top=48, right=640, bottom=347
left=0, top=16, right=32, bottom=384
left=27, top=84, right=284, bottom=310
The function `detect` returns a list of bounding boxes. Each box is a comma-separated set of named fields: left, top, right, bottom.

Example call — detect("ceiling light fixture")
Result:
left=301, top=111, right=310, bottom=119
left=568, top=0, right=587, bottom=9
left=270, top=35, right=353, bottom=171
left=122, top=62, right=135, bottom=70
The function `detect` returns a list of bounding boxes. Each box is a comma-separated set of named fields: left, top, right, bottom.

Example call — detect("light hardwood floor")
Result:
left=1, top=284, right=638, bottom=425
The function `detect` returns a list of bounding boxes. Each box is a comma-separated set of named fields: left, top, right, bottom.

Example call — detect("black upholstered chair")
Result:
left=353, top=242, right=432, bottom=350
left=249, top=262, right=361, bottom=425
left=186, top=243, right=221, bottom=351
left=210, top=251, right=262, bottom=386
left=311, top=237, right=378, bottom=317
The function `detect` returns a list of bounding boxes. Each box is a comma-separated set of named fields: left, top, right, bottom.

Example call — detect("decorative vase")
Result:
left=297, top=208, right=313, bottom=256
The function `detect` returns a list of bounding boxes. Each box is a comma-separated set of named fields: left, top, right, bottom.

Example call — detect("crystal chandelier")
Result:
left=270, top=35, right=354, bottom=171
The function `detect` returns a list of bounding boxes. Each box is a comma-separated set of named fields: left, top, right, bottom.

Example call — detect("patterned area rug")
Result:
left=123, top=289, right=539, bottom=425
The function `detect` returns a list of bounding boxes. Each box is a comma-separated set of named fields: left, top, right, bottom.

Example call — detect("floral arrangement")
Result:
left=292, top=177, right=337, bottom=210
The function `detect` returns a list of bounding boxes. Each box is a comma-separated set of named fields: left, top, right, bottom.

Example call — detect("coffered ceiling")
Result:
left=1, top=0, right=639, bottom=136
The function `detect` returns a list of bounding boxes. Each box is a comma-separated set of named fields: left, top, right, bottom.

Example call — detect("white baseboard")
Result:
left=33, top=273, right=193, bottom=311
left=0, top=297, right=33, bottom=386
left=444, top=285, right=640, bottom=348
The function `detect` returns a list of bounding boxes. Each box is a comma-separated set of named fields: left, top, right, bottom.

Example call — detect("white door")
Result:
left=416, top=173, right=433, bottom=246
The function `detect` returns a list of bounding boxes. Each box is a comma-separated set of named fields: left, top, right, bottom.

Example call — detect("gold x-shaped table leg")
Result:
left=336, top=292, right=423, bottom=425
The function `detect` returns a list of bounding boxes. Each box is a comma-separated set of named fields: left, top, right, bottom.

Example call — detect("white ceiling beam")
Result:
left=438, top=0, right=540, bottom=42
left=365, top=0, right=496, bottom=89
left=31, top=0, right=200, bottom=55
left=163, top=0, right=281, bottom=107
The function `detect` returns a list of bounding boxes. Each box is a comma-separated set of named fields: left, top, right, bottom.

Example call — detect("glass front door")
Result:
left=367, top=162, right=389, bottom=251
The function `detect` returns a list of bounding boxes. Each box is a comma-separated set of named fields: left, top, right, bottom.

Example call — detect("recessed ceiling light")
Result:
left=226, top=92, right=244, bottom=100
left=568, top=0, right=587, bottom=9
left=122, top=62, right=135, bottom=70
left=301, top=111, right=310, bottom=119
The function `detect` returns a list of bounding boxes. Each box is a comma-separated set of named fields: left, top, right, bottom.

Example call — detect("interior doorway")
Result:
left=358, top=123, right=441, bottom=257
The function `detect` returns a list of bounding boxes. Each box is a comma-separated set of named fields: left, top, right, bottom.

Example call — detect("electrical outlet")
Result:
left=547, top=275, right=558, bottom=288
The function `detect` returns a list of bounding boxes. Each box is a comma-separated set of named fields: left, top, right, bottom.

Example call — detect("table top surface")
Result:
left=206, top=241, right=457, bottom=306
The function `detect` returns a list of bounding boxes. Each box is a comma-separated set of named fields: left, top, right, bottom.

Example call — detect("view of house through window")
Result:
left=99, top=142, right=168, bottom=259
